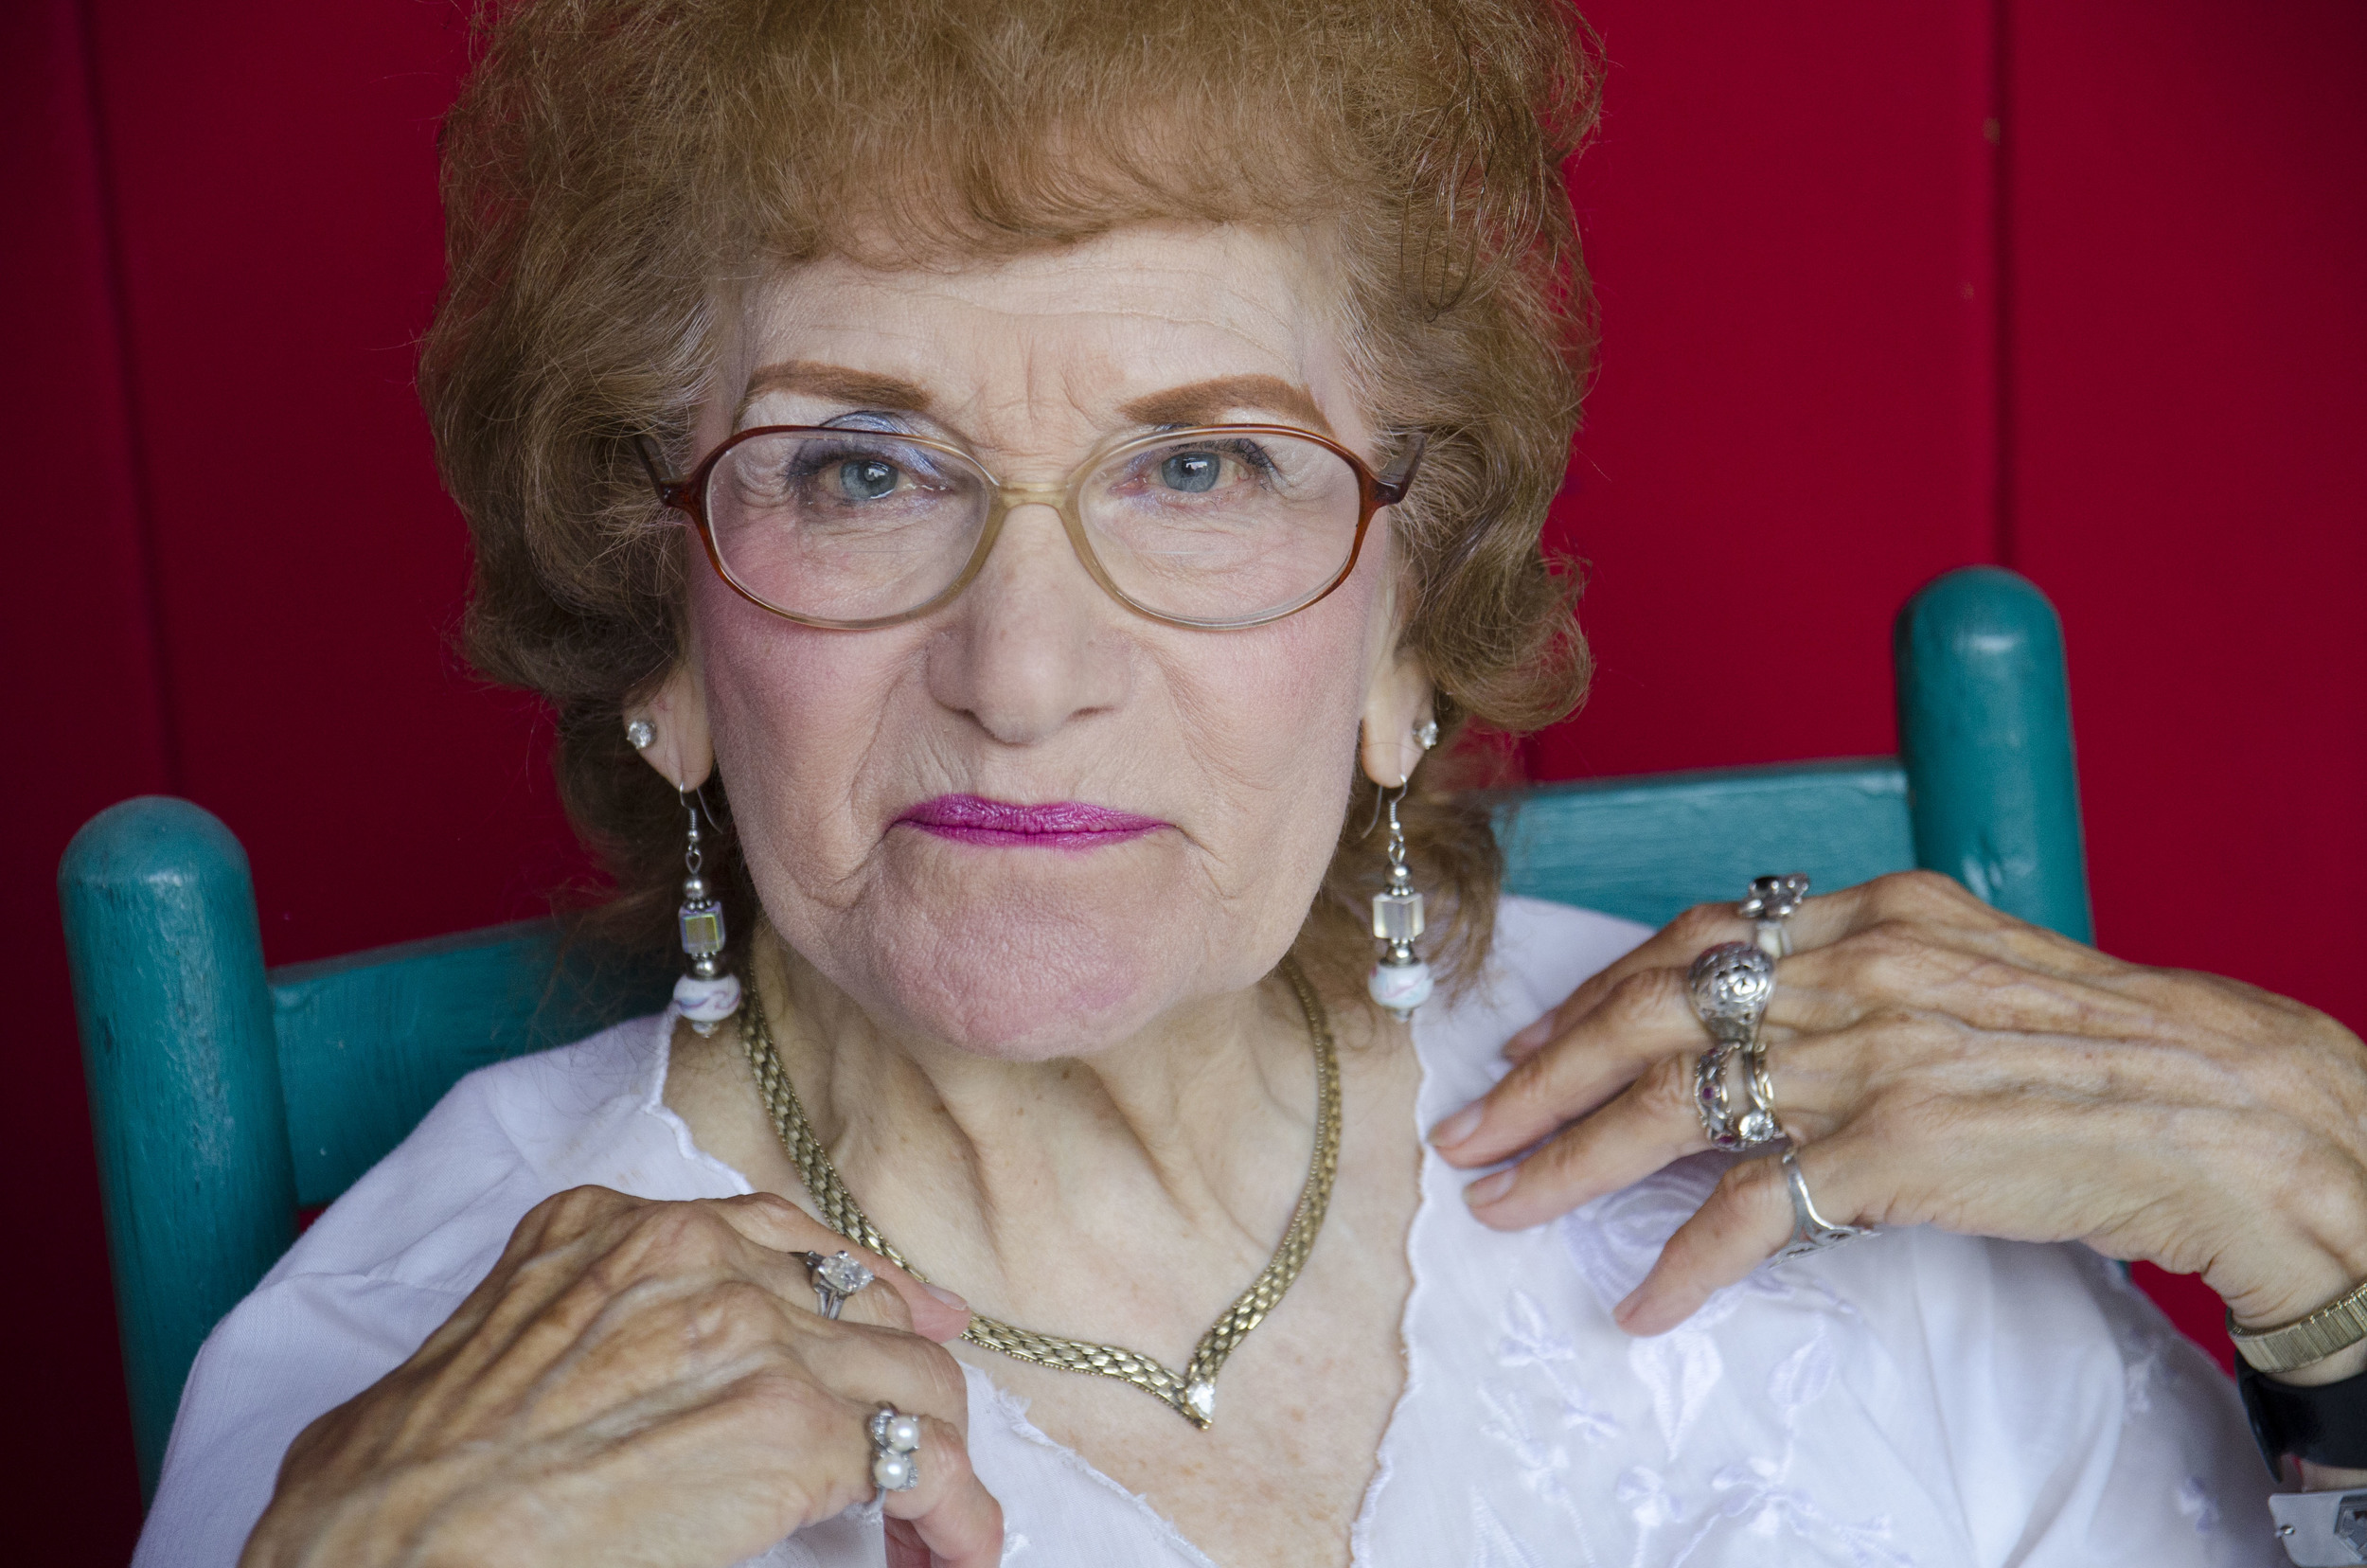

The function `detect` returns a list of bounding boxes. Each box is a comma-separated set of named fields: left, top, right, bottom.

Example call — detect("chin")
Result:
left=828, top=846, right=1260, bottom=1059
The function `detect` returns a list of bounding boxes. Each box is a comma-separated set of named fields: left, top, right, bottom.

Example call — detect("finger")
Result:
left=1612, top=1147, right=1857, bottom=1337
left=705, top=1193, right=973, bottom=1343
left=1462, top=1052, right=1706, bottom=1229
left=1766, top=919, right=2143, bottom=1042
left=1500, top=902, right=1746, bottom=1054
left=1435, top=966, right=1700, bottom=1166
left=1494, top=887, right=1859, bottom=1065
left=881, top=1414, right=1006, bottom=1568
left=788, top=1320, right=975, bottom=1437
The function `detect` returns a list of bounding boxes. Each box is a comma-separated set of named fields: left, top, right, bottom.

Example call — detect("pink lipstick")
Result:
left=898, top=794, right=1166, bottom=848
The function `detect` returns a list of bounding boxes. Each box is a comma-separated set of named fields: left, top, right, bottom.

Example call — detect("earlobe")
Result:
left=625, top=664, right=715, bottom=791
left=1359, top=652, right=1437, bottom=789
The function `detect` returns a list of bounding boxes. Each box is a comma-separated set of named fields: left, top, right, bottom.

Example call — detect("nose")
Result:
left=925, top=499, right=1130, bottom=745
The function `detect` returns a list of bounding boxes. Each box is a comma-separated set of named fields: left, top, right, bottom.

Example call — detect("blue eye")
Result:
left=838, top=457, right=899, bottom=500
left=1161, top=452, right=1220, bottom=492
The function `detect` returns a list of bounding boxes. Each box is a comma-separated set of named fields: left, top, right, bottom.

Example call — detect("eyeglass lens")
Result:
left=703, top=429, right=1364, bottom=626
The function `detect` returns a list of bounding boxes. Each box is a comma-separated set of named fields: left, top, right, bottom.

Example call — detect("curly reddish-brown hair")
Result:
left=424, top=0, right=1600, bottom=1003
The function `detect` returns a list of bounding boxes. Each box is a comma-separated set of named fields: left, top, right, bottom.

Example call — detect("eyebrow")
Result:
left=1119, top=375, right=1332, bottom=436
left=739, top=363, right=1333, bottom=437
left=739, top=361, right=933, bottom=420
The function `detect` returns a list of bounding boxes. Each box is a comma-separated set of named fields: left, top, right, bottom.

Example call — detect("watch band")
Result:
left=2234, top=1278, right=2367, bottom=1373
left=2269, top=1491, right=2367, bottom=1567
left=2242, top=1360, right=2367, bottom=1472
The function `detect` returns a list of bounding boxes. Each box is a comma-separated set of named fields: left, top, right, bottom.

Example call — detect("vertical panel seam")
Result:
left=1990, top=0, right=2017, bottom=570
left=72, top=0, right=184, bottom=794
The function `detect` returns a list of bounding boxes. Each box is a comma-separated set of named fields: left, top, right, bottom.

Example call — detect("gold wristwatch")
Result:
left=2233, top=1277, right=2367, bottom=1375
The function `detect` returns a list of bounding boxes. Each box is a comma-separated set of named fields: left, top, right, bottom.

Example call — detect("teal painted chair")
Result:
left=60, top=564, right=2091, bottom=1502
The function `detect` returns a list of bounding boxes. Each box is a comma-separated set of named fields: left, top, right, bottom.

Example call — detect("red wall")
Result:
left=9, top=2, right=2361, bottom=1554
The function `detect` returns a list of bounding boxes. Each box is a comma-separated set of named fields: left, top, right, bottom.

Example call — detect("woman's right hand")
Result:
left=240, top=1185, right=1001, bottom=1568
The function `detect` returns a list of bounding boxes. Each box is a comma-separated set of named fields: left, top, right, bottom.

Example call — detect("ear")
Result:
left=625, top=663, right=715, bottom=791
left=1359, top=643, right=1435, bottom=789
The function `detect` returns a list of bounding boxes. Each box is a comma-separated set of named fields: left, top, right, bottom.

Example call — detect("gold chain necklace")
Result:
left=737, top=959, right=1341, bottom=1430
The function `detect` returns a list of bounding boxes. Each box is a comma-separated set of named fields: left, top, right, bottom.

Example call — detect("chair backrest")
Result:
left=60, top=564, right=2089, bottom=1500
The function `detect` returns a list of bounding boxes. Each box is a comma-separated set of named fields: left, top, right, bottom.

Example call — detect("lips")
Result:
left=897, top=793, right=1167, bottom=848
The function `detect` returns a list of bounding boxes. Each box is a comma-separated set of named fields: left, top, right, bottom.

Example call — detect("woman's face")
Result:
left=667, top=224, right=1424, bottom=1059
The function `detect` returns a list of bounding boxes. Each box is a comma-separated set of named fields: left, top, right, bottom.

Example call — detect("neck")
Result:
left=747, top=932, right=1326, bottom=1343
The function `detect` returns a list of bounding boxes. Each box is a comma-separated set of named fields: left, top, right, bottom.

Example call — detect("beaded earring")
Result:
left=1366, top=719, right=1440, bottom=1021
left=672, top=788, right=742, bottom=1036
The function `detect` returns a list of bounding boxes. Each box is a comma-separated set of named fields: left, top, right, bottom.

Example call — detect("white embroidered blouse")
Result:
left=135, top=898, right=2278, bottom=1567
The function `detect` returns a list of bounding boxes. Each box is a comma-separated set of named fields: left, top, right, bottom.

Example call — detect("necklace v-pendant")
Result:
left=738, top=960, right=1343, bottom=1429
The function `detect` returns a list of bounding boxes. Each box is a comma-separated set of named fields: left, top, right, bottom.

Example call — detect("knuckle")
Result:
left=1669, top=901, right=1735, bottom=944
left=636, top=1201, right=734, bottom=1256
left=534, top=1183, right=629, bottom=1235
left=1877, top=868, right=1964, bottom=913
left=1641, top=1052, right=1697, bottom=1119
left=738, top=1361, right=842, bottom=1425
left=916, top=1414, right=975, bottom=1479
left=1608, top=966, right=1689, bottom=1028
left=1838, top=920, right=1932, bottom=988
left=732, top=1189, right=808, bottom=1221
left=904, top=1340, right=969, bottom=1416
left=692, top=1277, right=791, bottom=1342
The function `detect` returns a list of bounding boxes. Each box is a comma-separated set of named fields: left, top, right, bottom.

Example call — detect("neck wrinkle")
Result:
left=751, top=928, right=1320, bottom=1318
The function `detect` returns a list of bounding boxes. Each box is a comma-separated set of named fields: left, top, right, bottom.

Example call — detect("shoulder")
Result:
left=135, top=1010, right=753, bottom=1568
left=266, top=1008, right=743, bottom=1295
left=1486, top=894, right=1654, bottom=1011
left=1412, top=895, right=1651, bottom=1109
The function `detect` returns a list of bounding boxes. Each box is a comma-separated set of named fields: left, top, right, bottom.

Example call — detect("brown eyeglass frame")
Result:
left=632, top=423, right=1427, bottom=633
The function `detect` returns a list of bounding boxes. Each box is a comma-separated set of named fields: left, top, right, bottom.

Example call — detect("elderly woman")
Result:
left=133, top=1, right=2367, bottom=1565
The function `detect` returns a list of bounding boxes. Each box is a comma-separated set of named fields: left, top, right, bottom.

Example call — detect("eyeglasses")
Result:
left=634, top=423, right=1425, bottom=632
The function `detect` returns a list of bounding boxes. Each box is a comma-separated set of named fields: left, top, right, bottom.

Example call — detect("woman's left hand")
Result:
left=1431, top=869, right=2367, bottom=1340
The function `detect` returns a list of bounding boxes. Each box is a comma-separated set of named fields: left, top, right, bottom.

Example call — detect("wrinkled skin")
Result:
left=1434, top=869, right=2367, bottom=1486
left=248, top=223, right=1433, bottom=1568
left=240, top=1188, right=997, bottom=1568
left=243, top=220, right=2367, bottom=1567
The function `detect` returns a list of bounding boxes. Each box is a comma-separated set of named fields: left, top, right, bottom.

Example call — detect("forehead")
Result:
left=727, top=224, right=1357, bottom=434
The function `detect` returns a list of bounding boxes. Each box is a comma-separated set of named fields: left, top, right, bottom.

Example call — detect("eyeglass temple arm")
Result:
left=1375, top=433, right=1429, bottom=506
left=631, top=434, right=690, bottom=508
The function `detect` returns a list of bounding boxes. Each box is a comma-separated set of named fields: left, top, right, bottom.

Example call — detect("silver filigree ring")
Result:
left=1694, top=1042, right=1783, bottom=1152
left=802, top=1249, right=875, bottom=1321
left=1740, top=873, right=1810, bottom=957
left=1774, top=1149, right=1873, bottom=1261
left=1688, top=942, right=1783, bottom=1151
left=1688, top=941, right=1774, bottom=1047
left=869, top=1404, right=922, bottom=1493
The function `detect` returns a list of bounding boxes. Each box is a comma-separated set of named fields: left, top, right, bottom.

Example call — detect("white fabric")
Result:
left=134, top=897, right=2277, bottom=1567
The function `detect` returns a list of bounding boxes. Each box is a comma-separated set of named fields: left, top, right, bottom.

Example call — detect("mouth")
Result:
left=896, top=793, right=1169, bottom=849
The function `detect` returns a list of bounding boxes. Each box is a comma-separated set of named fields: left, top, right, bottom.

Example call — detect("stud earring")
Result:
left=672, top=788, right=742, bottom=1036
left=625, top=717, right=656, bottom=751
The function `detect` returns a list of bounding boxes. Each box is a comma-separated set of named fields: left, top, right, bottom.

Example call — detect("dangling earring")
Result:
left=1367, top=720, right=1440, bottom=1021
left=672, top=788, right=742, bottom=1037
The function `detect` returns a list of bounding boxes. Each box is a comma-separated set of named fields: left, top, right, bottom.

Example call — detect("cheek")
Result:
left=693, top=566, right=1381, bottom=1057
left=694, top=573, right=919, bottom=877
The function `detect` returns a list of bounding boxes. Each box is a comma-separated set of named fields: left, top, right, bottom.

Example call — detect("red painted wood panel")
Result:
left=1533, top=0, right=2002, bottom=783
left=2, top=2, right=170, bottom=1558
left=79, top=0, right=591, bottom=970
left=2002, top=0, right=2367, bottom=1373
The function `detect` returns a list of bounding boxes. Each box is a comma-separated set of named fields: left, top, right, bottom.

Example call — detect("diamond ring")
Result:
left=801, top=1249, right=876, bottom=1321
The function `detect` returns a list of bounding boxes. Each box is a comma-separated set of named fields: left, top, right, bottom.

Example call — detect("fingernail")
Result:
left=919, top=1281, right=970, bottom=1311
left=1430, top=1104, right=1484, bottom=1149
left=1506, top=1018, right=1552, bottom=1055
left=1612, top=1289, right=1644, bottom=1327
left=1463, top=1168, right=1516, bottom=1207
